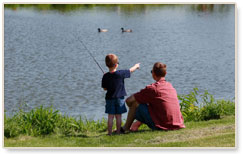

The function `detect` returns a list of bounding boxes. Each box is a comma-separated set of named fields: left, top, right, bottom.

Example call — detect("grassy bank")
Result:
left=4, top=89, right=235, bottom=147
left=5, top=115, right=235, bottom=147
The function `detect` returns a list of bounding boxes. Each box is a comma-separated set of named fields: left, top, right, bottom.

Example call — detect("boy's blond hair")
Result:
left=105, top=54, right=118, bottom=68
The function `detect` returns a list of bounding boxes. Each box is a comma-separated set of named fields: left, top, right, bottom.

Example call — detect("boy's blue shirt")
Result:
left=102, top=70, right=130, bottom=99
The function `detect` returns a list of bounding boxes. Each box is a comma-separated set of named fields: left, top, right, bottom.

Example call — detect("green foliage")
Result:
left=5, top=106, right=59, bottom=137
left=216, top=99, right=235, bottom=116
left=54, top=115, right=108, bottom=137
left=4, top=88, right=235, bottom=138
left=4, top=113, right=22, bottom=138
left=178, top=87, right=201, bottom=121
left=178, top=88, right=235, bottom=122
left=22, top=106, right=59, bottom=136
left=4, top=105, right=108, bottom=138
left=200, top=102, right=220, bottom=121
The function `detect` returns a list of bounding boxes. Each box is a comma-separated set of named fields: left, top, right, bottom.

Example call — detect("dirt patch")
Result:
left=18, top=136, right=33, bottom=141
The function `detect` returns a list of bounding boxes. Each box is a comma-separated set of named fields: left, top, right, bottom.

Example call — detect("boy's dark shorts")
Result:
left=105, top=97, right=127, bottom=114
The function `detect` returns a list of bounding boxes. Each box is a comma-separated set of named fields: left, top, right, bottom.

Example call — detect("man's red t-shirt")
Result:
left=134, top=78, right=185, bottom=130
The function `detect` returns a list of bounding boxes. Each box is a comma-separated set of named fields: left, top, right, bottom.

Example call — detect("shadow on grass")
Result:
left=128, top=129, right=172, bottom=134
left=59, top=128, right=169, bottom=139
left=108, top=129, right=157, bottom=136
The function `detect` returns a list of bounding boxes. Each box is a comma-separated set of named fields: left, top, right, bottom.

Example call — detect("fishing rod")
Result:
left=77, top=36, right=105, bottom=74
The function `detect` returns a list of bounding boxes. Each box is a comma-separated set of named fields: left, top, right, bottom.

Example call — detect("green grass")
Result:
left=4, top=88, right=235, bottom=138
left=4, top=115, right=235, bottom=147
left=4, top=88, right=235, bottom=147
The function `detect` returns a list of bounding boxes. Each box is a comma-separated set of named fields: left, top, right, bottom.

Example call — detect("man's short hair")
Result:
left=153, top=62, right=167, bottom=77
left=105, top=54, right=118, bottom=68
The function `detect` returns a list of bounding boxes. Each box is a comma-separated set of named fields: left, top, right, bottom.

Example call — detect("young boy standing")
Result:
left=102, top=54, right=140, bottom=135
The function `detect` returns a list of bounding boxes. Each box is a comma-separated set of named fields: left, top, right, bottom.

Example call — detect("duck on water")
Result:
left=98, top=28, right=108, bottom=32
left=121, top=28, right=132, bottom=32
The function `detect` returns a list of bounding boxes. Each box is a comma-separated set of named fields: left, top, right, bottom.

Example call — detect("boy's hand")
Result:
left=135, top=63, right=140, bottom=69
left=130, top=63, right=140, bottom=73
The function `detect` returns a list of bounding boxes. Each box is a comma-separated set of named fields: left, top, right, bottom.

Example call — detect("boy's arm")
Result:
left=102, top=75, right=107, bottom=91
left=129, top=63, right=140, bottom=73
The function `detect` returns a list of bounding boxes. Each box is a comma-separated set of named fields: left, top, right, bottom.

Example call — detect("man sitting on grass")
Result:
left=121, top=62, right=185, bottom=132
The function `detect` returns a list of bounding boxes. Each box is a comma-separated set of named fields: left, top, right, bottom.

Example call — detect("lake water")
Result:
left=4, top=4, right=235, bottom=120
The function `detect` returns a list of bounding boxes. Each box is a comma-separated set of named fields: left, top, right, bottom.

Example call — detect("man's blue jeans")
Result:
left=135, top=104, right=158, bottom=130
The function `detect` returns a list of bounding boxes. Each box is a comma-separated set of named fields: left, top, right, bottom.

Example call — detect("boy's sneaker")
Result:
left=113, top=127, right=125, bottom=134
left=120, top=127, right=125, bottom=134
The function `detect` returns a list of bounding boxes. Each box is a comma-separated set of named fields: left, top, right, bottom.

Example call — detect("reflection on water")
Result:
left=5, top=4, right=233, bottom=13
left=4, top=4, right=235, bottom=120
left=190, top=4, right=232, bottom=12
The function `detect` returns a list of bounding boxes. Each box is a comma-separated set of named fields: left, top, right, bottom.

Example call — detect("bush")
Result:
left=4, top=105, right=108, bottom=138
left=178, top=88, right=235, bottom=122
left=4, top=114, right=22, bottom=138
left=21, top=106, right=59, bottom=136
left=178, top=88, right=201, bottom=122
left=200, top=103, right=220, bottom=121
left=4, top=106, right=60, bottom=137
left=217, top=99, right=235, bottom=116
left=56, top=115, right=85, bottom=136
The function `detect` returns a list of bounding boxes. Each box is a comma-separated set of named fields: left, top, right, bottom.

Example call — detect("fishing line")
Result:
left=77, top=36, right=105, bottom=74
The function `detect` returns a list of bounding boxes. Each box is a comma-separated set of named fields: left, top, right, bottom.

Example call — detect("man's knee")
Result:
left=126, top=100, right=139, bottom=108
left=125, top=99, right=132, bottom=107
left=126, top=96, right=134, bottom=105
